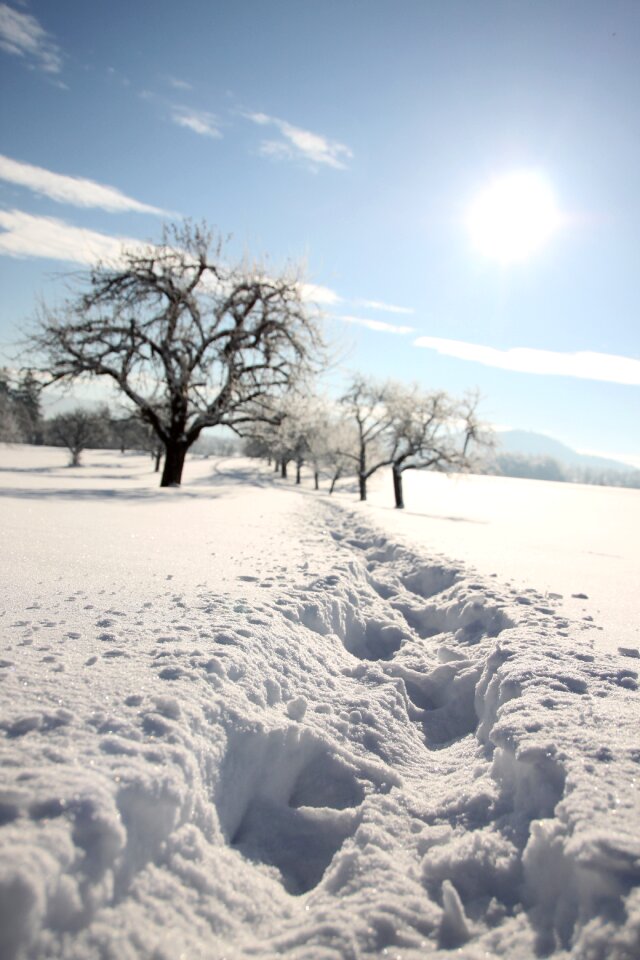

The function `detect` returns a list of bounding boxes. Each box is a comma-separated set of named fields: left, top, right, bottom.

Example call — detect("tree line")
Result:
left=0, top=375, right=165, bottom=468
left=244, top=378, right=490, bottom=508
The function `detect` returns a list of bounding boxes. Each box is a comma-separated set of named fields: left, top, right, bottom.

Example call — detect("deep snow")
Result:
left=0, top=446, right=639, bottom=959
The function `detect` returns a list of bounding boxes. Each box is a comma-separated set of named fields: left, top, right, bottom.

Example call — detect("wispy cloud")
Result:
left=0, top=209, right=145, bottom=264
left=414, top=336, right=640, bottom=386
left=170, top=105, right=221, bottom=138
left=245, top=112, right=352, bottom=170
left=0, top=155, right=169, bottom=215
left=167, top=76, right=192, bottom=91
left=355, top=299, right=414, bottom=316
left=338, top=314, right=415, bottom=335
left=299, top=282, right=342, bottom=305
left=0, top=3, right=62, bottom=74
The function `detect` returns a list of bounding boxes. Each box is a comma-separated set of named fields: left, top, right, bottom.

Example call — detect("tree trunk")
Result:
left=314, top=470, right=319, bottom=490
left=154, top=450, right=162, bottom=473
left=359, top=473, right=367, bottom=501
left=161, top=441, right=188, bottom=487
left=329, top=469, right=341, bottom=495
left=274, top=458, right=279, bottom=473
left=392, top=466, right=404, bottom=509
left=296, top=460, right=302, bottom=484
left=281, top=459, right=288, bottom=479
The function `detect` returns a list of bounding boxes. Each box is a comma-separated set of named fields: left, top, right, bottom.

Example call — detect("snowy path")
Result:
left=1, top=449, right=639, bottom=959
left=327, top=468, right=640, bottom=656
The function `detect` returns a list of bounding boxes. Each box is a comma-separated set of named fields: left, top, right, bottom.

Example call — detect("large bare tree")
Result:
left=30, top=223, right=324, bottom=486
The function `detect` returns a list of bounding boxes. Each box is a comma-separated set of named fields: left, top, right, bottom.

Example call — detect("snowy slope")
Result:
left=0, top=447, right=639, bottom=959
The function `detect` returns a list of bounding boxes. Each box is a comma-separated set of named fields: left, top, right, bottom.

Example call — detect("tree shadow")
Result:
left=188, top=457, right=277, bottom=489
left=0, top=486, right=223, bottom=502
left=373, top=504, right=488, bottom=524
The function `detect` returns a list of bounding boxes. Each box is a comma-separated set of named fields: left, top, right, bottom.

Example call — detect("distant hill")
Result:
left=496, top=430, right=635, bottom=474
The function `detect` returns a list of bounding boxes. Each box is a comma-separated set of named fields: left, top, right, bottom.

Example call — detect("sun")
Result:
left=466, top=171, right=561, bottom=262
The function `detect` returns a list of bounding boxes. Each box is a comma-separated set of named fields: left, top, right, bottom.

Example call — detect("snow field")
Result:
left=0, top=448, right=639, bottom=958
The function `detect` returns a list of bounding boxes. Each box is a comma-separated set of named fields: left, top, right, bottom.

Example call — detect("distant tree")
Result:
left=0, top=369, right=22, bottom=442
left=337, top=376, right=395, bottom=501
left=12, top=370, right=43, bottom=444
left=192, top=430, right=241, bottom=457
left=493, top=452, right=565, bottom=482
left=320, top=418, right=358, bottom=493
left=46, top=408, right=107, bottom=466
left=104, top=413, right=148, bottom=453
left=30, top=222, right=324, bottom=487
left=335, top=376, right=492, bottom=508
left=0, top=368, right=43, bottom=443
left=386, top=385, right=492, bottom=508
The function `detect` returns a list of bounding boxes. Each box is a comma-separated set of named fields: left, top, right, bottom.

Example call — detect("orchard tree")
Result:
left=386, top=385, right=491, bottom=509
left=30, top=222, right=324, bottom=487
left=46, top=408, right=106, bottom=466
left=337, top=376, right=395, bottom=501
left=337, top=376, right=493, bottom=508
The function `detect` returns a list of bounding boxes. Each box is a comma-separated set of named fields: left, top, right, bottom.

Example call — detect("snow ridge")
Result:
left=1, top=483, right=639, bottom=958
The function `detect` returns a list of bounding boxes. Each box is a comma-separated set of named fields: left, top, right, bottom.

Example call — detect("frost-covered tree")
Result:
left=336, top=376, right=492, bottom=508
left=386, top=385, right=491, bottom=508
left=337, top=376, right=396, bottom=501
left=30, top=223, right=324, bottom=487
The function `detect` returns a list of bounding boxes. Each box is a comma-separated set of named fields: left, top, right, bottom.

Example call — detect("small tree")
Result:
left=337, top=376, right=395, bottom=501
left=46, top=408, right=106, bottom=466
left=386, top=386, right=491, bottom=509
left=30, top=222, right=324, bottom=487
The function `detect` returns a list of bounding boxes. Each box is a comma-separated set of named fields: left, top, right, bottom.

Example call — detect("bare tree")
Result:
left=46, top=408, right=106, bottom=466
left=30, top=222, right=324, bottom=486
left=386, top=386, right=491, bottom=509
left=337, top=376, right=395, bottom=501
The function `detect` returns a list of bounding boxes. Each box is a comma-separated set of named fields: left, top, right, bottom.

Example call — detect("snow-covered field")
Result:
left=1, top=445, right=639, bottom=959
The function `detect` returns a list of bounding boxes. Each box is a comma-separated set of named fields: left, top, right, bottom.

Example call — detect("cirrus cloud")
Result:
left=0, top=3, right=62, bottom=74
left=355, top=299, right=414, bottom=316
left=0, top=154, right=170, bottom=215
left=0, top=209, right=147, bottom=264
left=338, top=314, right=415, bottom=335
left=245, top=111, right=352, bottom=170
left=414, top=335, right=640, bottom=386
left=170, top=106, right=221, bottom=139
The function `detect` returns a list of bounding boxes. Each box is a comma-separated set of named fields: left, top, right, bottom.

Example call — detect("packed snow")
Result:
left=1, top=445, right=639, bottom=959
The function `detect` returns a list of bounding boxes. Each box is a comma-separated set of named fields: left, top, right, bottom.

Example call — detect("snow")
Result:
left=340, top=467, right=640, bottom=655
left=0, top=445, right=639, bottom=959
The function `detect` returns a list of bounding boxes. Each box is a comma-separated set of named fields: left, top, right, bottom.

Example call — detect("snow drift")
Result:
left=0, top=448, right=638, bottom=959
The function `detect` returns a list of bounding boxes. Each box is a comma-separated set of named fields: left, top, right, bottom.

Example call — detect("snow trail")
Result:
left=0, top=449, right=639, bottom=958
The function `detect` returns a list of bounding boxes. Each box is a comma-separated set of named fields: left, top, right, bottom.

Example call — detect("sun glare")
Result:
left=466, top=171, right=561, bottom=262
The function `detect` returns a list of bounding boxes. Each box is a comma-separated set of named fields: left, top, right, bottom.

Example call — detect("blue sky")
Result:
left=0, top=0, right=638, bottom=464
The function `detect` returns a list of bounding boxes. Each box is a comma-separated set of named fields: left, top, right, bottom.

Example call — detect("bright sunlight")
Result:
left=466, top=170, right=561, bottom=262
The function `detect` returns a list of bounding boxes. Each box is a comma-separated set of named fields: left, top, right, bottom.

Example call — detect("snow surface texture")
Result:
left=0, top=447, right=639, bottom=959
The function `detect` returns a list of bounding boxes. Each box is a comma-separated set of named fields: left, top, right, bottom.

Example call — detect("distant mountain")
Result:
left=496, top=430, right=635, bottom=474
